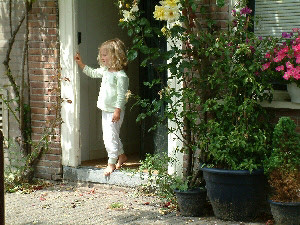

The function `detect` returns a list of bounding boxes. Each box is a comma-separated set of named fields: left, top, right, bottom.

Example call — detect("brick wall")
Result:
left=28, top=0, right=61, bottom=180
left=196, top=0, right=229, bottom=30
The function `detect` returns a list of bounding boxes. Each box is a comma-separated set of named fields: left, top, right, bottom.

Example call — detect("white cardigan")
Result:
left=83, top=66, right=129, bottom=112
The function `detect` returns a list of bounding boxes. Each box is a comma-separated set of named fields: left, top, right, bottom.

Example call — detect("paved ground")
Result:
left=5, top=181, right=269, bottom=225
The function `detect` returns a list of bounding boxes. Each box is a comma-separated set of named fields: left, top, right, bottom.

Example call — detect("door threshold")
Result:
left=63, top=165, right=147, bottom=187
left=81, top=155, right=141, bottom=170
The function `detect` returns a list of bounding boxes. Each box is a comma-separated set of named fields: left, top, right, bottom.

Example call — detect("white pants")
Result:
left=102, top=110, right=125, bottom=164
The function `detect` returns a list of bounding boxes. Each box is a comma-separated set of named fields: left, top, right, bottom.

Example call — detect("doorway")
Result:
left=77, top=0, right=141, bottom=167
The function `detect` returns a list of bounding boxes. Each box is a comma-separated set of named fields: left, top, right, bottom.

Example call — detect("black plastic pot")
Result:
left=269, top=200, right=300, bottom=225
left=201, top=167, right=267, bottom=221
left=174, top=187, right=207, bottom=217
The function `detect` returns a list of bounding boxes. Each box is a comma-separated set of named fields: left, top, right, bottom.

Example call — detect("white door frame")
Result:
left=59, top=0, right=81, bottom=167
left=58, top=0, right=184, bottom=174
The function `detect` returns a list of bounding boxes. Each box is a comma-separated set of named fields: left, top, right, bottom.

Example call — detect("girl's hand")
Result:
left=112, top=108, right=121, bottom=123
left=74, top=52, right=85, bottom=69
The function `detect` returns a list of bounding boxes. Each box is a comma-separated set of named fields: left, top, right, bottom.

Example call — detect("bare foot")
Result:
left=116, top=154, right=127, bottom=169
left=104, top=164, right=116, bottom=176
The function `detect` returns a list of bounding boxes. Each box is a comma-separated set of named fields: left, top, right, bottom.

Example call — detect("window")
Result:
left=253, top=0, right=300, bottom=109
left=254, top=0, right=300, bottom=37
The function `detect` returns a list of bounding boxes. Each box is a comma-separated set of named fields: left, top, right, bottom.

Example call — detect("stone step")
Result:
left=63, top=166, right=147, bottom=187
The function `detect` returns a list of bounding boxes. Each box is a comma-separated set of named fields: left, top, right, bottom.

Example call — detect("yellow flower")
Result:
left=165, top=0, right=179, bottom=7
left=164, top=6, right=180, bottom=22
left=126, top=3, right=130, bottom=8
left=119, top=18, right=124, bottom=22
left=161, top=26, right=170, bottom=37
left=153, top=5, right=165, bottom=21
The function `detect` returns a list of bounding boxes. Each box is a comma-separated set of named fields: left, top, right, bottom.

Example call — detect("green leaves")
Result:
left=127, top=49, right=138, bottom=61
left=216, top=0, right=225, bottom=7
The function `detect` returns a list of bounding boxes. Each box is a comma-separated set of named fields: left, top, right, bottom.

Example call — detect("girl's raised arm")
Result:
left=74, top=52, right=86, bottom=69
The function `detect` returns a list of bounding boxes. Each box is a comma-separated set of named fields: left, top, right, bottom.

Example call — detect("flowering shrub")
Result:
left=262, top=28, right=300, bottom=87
left=116, top=0, right=275, bottom=178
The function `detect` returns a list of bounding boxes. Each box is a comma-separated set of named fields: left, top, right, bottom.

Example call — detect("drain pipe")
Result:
left=0, top=130, right=4, bottom=225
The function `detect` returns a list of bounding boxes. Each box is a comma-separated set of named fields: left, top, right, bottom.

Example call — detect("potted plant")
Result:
left=116, top=0, right=227, bottom=217
left=262, top=28, right=300, bottom=103
left=198, top=3, right=277, bottom=221
left=264, top=117, right=300, bottom=225
left=116, top=0, right=279, bottom=220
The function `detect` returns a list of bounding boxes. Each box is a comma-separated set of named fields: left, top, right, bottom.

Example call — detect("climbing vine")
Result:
left=2, top=0, right=63, bottom=187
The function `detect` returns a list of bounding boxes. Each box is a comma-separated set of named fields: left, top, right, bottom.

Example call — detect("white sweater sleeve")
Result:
left=82, top=65, right=105, bottom=78
left=115, top=73, right=129, bottom=109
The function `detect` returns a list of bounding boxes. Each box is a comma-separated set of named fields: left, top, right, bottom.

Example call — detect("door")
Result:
left=139, top=0, right=168, bottom=158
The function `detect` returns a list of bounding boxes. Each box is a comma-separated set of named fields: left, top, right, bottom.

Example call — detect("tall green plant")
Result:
left=116, top=0, right=278, bottom=185
left=117, top=0, right=227, bottom=188
left=200, top=4, right=276, bottom=171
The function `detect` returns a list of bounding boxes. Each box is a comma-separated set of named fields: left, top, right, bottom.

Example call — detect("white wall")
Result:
left=0, top=0, right=26, bottom=141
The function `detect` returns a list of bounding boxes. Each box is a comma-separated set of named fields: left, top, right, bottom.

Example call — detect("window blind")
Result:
left=254, top=0, right=300, bottom=37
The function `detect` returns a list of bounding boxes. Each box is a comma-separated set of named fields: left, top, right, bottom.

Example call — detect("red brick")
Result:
left=30, top=95, right=57, bottom=102
left=42, top=154, right=61, bottom=161
left=31, top=120, right=47, bottom=127
left=31, top=127, right=45, bottom=134
left=31, top=114, right=56, bottom=121
left=29, top=69, right=57, bottom=75
left=31, top=7, right=57, bottom=14
left=34, top=172, right=52, bottom=180
left=28, top=41, right=59, bottom=49
left=47, top=147, right=62, bottom=155
left=36, top=159, right=61, bottom=168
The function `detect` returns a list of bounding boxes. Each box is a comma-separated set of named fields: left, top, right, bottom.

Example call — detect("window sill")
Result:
left=261, top=90, right=300, bottom=109
left=261, top=100, right=300, bottom=109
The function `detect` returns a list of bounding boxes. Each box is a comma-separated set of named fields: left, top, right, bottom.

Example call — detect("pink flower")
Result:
left=240, top=7, right=252, bottom=15
left=262, top=62, right=271, bottom=71
left=281, top=46, right=289, bottom=53
left=292, top=28, right=300, bottom=33
left=283, top=64, right=300, bottom=80
left=283, top=71, right=291, bottom=80
left=250, top=46, right=255, bottom=53
left=286, top=61, right=294, bottom=69
left=282, top=32, right=292, bottom=38
left=292, top=43, right=300, bottom=52
left=273, top=53, right=285, bottom=62
left=275, top=65, right=284, bottom=71
left=265, top=52, right=271, bottom=58
left=231, top=9, right=236, bottom=17
left=296, top=55, right=300, bottom=64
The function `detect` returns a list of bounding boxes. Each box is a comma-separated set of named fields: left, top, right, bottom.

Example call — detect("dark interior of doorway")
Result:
left=81, top=0, right=167, bottom=169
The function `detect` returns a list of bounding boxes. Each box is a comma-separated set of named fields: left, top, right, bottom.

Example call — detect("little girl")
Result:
left=75, top=38, right=129, bottom=176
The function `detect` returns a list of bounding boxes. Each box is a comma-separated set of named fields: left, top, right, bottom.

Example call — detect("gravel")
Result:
left=5, top=181, right=268, bottom=225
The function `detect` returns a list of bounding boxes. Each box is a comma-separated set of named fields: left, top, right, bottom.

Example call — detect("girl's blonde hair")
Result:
left=98, top=38, right=128, bottom=71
